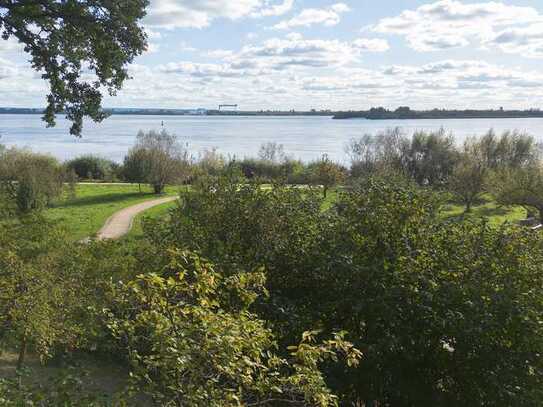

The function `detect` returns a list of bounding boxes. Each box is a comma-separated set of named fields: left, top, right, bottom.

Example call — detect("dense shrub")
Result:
left=106, top=249, right=360, bottom=406
left=144, top=177, right=543, bottom=405
left=65, top=155, right=117, bottom=181
left=0, top=370, right=114, bottom=406
left=0, top=206, right=359, bottom=405
left=0, top=148, right=65, bottom=212
left=346, top=128, right=408, bottom=179
left=347, top=128, right=458, bottom=187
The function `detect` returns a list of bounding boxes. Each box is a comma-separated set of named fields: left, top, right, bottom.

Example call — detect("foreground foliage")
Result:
left=0, top=205, right=359, bottom=405
left=144, top=178, right=543, bottom=405
left=2, top=172, right=543, bottom=405
left=107, top=250, right=360, bottom=406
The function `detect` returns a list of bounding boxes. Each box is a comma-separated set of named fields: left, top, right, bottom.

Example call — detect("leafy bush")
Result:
left=105, top=249, right=360, bottom=406
left=0, top=214, right=92, bottom=367
left=307, top=155, right=347, bottom=197
left=66, top=155, right=117, bottom=181
left=0, top=148, right=64, bottom=212
left=144, top=177, right=543, bottom=405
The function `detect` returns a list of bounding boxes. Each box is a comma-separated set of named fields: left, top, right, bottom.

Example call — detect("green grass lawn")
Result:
left=46, top=183, right=181, bottom=241
left=441, top=195, right=527, bottom=226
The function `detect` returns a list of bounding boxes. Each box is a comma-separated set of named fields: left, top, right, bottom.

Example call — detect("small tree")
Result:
left=478, top=130, right=540, bottom=170
left=0, top=215, right=82, bottom=369
left=346, top=128, right=408, bottom=179
left=448, top=138, right=487, bottom=212
left=125, top=130, right=190, bottom=194
left=311, top=154, right=346, bottom=197
left=195, top=148, right=226, bottom=180
left=403, top=129, right=459, bottom=187
left=489, top=165, right=543, bottom=222
left=122, top=148, right=149, bottom=193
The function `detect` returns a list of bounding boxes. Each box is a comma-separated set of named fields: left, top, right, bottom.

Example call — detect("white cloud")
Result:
left=374, top=0, right=543, bottom=55
left=236, top=33, right=363, bottom=69
left=251, top=0, right=294, bottom=17
left=9, top=54, right=542, bottom=111
left=178, top=41, right=197, bottom=52
left=353, top=38, right=390, bottom=52
left=153, top=33, right=389, bottom=88
left=159, top=61, right=249, bottom=78
left=0, top=37, right=23, bottom=53
left=146, top=0, right=294, bottom=29
left=0, top=57, right=18, bottom=79
left=274, top=3, right=350, bottom=30
left=146, top=42, right=161, bottom=53
left=204, top=49, right=235, bottom=59
left=330, top=3, right=350, bottom=13
left=489, top=23, right=543, bottom=58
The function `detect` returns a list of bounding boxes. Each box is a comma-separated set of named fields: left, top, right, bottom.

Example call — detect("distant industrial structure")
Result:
left=219, top=104, right=238, bottom=111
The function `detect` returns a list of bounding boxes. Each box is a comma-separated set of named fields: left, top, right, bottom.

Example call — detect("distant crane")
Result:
left=219, top=104, right=238, bottom=111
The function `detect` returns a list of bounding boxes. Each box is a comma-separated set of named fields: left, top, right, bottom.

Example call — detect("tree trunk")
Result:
left=16, top=335, right=27, bottom=370
left=323, top=186, right=328, bottom=198
left=153, top=183, right=164, bottom=195
left=465, top=200, right=472, bottom=213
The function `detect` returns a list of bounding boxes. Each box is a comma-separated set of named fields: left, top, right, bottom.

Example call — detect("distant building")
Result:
left=219, top=104, right=238, bottom=111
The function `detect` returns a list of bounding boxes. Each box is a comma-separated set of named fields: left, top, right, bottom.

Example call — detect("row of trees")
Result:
left=0, top=131, right=191, bottom=212
left=3, top=128, right=542, bottom=217
left=347, top=128, right=543, bottom=218
left=50, top=135, right=347, bottom=197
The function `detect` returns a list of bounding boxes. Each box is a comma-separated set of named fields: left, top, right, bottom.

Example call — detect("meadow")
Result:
left=44, top=183, right=180, bottom=241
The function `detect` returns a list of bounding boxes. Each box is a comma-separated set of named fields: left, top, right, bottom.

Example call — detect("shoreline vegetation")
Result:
left=2, top=106, right=543, bottom=119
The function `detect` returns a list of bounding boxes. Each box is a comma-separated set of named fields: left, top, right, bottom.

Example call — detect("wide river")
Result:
left=1, top=114, right=543, bottom=163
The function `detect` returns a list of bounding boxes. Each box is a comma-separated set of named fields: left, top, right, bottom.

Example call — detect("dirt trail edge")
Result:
left=96, top=196, right=178, bottom=240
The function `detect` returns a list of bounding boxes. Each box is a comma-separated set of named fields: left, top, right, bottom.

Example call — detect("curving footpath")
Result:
left=96, top=196, right=178, bottom=240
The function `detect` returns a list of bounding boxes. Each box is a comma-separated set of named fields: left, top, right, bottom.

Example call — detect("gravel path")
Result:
left=96, top=196, right=178, bottom=240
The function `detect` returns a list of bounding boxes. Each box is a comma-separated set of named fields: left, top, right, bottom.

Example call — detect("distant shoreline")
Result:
left=332, top=108, right=543, bottom=120
left=1, top=107, right=543, bottom=120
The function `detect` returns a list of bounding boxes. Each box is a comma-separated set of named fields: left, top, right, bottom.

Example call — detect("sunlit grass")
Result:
left=46, top=183, right=180, bottom=240
left=440, top=194, right=527, bottom=227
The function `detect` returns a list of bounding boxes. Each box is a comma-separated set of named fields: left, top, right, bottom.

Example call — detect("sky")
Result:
left=1, top=0, right=543, bottom=111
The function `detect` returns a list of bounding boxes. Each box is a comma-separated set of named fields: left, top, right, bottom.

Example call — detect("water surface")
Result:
left=1, top=114, right=543, bottom=163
